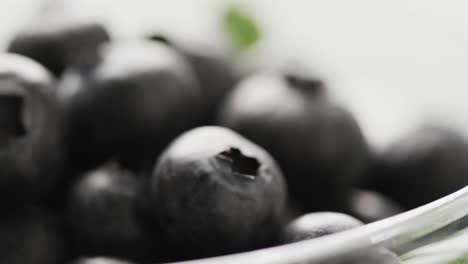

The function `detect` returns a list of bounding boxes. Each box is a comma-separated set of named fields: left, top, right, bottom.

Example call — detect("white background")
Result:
left=2, top=0, right=468, bottom=148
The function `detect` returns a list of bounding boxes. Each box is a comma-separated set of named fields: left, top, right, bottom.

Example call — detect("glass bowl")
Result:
left=3, top=1, right=468, bottom=264
left=169, top=187, right=468, bottom=264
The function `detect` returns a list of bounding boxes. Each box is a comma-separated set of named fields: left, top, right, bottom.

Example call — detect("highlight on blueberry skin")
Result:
left=0, top=53, right=63, bottom=211
left=8, top=14, right=110, bottom=77
left=281, top=212, right=363, bottom=244
left=218, top=71, right=369, bottom=212
left=149, top=126, right=287, bottom=260
left=66, top=162, right=156, bottom=261
left=346, top=189, right=403, bottom=223
left=59, top=40, right=202, bottom=171
left=70, top=257, right=135, bottom=264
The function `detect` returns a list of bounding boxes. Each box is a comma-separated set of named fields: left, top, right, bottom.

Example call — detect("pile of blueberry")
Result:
left=2, top=11, right=468, bottom=264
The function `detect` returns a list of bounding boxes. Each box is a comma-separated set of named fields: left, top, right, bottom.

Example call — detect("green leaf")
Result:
left=449, top=259, right=468, bottom=264
left=223, top=6, right=261, bottom=53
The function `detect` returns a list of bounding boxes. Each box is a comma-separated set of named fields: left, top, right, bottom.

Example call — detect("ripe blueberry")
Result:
left=150, top=126, right=287, bottom=259
left=8, top=16, right=110, bottom=76
left=59, top=40, right=201, bottom=171
left=281, top=212, right=362, bottom=243
left=281, top=212, right=401, bottom=264
left=0, top=53, right=63, bottom=211
left=66, top=162, right=156, bottom=260
left=366, top=125, right=468, bottom=210
left=218, top=71, right=368, bottom=212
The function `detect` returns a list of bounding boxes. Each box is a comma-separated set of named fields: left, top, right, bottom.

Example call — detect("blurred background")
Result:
left=2, top=0, right=468, bottom=149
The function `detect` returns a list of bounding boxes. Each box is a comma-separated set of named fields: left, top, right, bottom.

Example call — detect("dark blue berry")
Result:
left=150, top=126, right=287, bottom=259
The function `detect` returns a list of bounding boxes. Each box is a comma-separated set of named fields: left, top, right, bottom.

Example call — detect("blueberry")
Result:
left=148, top=34, right=239, bottom=124
left=8, top=16, right=110, bottom=76
left=218, top=71, right=368, bottom=212
left=366, top=125, right=468, bottom=210
left=149, top=126, right=287, bottom=259
left=0, top=207, right=66, bottom=264
left=347, top=189, right=403, bottom=223
left=0, top=53, right=63, bottom=211
left=66, top=162, right=156, bottom=260
left=71, top=257, right=134, bottom=264
left=281, top=212, right=363, bottom=243
left=59, top=40, right=201, bottom=171
left=281, top=212, right=401, bottom=264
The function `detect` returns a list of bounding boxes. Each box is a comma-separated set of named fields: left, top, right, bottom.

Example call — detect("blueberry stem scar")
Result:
left=285, top=74, right=323, bottom=94
left=216, top=147, right=260, bottom=180
left=0, top=95, right=26, bottom=146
